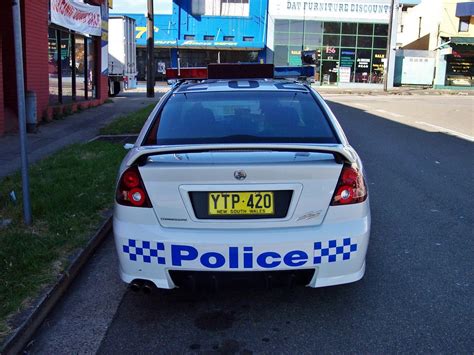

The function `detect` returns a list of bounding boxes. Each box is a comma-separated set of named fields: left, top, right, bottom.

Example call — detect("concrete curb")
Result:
left=1, top=217, right=113, bottom=355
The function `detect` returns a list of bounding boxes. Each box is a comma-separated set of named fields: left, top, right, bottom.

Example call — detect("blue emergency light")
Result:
left=165, top=63, right=315, bottom=81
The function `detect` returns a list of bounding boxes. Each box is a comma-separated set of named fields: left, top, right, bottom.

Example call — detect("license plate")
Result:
left=208, top=192, right=274, bottom=216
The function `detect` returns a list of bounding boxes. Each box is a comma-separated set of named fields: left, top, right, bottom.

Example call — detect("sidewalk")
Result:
left=0, top=92, right=160, bottom=178
left=314, top=85, right=474, bottom=96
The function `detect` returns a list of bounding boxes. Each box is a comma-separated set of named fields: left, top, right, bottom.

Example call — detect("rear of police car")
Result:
left=113, top=66, right=370, bottom=290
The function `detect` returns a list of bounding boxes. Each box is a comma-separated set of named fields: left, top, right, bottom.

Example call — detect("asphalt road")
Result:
left=27, top=95, right=473, bottom=354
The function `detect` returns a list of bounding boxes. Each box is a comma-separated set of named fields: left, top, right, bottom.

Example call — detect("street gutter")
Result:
left=1, top=216, right=113, bottom=355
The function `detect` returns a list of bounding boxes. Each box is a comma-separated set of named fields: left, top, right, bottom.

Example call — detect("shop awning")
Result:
left=455, top=2, right=474, bottom=17
left=451, top=37, right=474, bottom=45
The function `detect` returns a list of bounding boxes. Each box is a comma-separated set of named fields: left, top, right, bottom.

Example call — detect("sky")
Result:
left=110, top=0, right=173, bottom=14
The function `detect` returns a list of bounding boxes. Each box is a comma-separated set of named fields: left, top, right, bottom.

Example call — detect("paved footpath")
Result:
left=0, top=91, right=162, bottom=178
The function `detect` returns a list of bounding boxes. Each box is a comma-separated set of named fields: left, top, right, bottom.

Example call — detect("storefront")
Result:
left=123, top=0, right=268, bottom=81
left=267, top=0, right=391, bottom=86
left=0, top=0, right=109, bottom=136
left=48, top=0, right=105, bottom=104
left=445, top=39, right=474, bottom=87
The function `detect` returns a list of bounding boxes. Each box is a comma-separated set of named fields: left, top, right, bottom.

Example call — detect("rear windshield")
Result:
left=144, top=91, right=338, bottom=145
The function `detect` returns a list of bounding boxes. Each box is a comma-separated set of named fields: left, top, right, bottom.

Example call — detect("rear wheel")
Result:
left=109, top=80, right=121, bottom=97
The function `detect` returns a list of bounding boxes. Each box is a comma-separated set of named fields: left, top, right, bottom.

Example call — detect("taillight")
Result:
left=331, top=164, right=367, bottom=206
left=116, top=166, right=152, bottom=208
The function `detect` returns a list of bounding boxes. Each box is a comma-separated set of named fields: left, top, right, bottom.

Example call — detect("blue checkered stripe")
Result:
left=313, top=238, right=357, bottom=264
left=122, top=239, right=165, bottom=264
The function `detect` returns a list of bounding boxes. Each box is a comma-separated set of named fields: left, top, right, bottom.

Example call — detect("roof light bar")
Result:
left=165, top=63, right=313, bottom=81
left=165, top=67, right=207, bottom=80
left=207, top=63, right=274, bottom=79
left=274, top=66, right=316, bottom=79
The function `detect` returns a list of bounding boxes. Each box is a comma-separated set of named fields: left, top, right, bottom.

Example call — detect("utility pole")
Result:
left=146, top=0, right=155, bottom=98
left=12, top=0, right=32, bottom=225
left=384, top=0, right=396, bottom=91
left=301, top=2, right=306, bottom=62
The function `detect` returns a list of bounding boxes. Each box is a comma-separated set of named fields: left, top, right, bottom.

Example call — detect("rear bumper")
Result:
left=113, top=201, right=371, bottom=289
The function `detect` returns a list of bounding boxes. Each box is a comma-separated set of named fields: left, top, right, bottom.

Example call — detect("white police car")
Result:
left=113, top=64, right=370, bottom=291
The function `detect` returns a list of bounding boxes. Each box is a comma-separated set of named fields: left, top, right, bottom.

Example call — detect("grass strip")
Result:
left=0, top=141, right=126, bottom=340
left=99, top=104, right=155, bottom=135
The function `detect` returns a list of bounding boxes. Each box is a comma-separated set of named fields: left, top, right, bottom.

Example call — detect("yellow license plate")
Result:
left=208, top=192, right=274, bottom=216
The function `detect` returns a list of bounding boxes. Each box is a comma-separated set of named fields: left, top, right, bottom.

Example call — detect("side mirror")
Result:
left=123, top=143, right=134, bottom=150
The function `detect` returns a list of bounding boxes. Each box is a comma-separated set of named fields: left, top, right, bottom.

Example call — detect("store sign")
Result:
left=357, top=58, right=370, bottom=69
left=50, top=0, right=102, bottom=36
left=339, top=67, right=351, bottom=83
left=269, top=0, right=391, bottom=22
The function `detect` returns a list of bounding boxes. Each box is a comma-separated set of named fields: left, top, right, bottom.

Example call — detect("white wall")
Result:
left=396, top=0, right=443, bottom=49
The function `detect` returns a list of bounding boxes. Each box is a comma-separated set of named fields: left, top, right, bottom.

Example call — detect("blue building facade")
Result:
left=122, top=0, right=268, bottom=80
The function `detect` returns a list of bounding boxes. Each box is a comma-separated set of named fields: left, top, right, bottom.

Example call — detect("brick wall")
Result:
left=23, top=0, right=49, bottom=123
left=0, top=0, right=109, bottom=136
left=0, top=36, right=4, bottom=136
left=97, top=36, right=109, bottom=102
left=0, top=0, right=18, bottom=133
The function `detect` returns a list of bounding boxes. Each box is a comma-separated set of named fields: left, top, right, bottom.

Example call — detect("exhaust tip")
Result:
left=142, top=282, right=154, bottom=294
left=130, top=280, right=142, bottom=292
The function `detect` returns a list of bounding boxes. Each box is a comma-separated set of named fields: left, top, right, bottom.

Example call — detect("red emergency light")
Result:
left=165, top=67, right=207, bottom=80
left=165, top=63, right=275, bottom=80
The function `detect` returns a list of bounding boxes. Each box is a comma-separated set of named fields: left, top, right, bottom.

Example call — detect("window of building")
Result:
left=342, top=23, right=357, bottom=34
left=47, top=26, right=97, bottom=104
left=192, top=0, right=249, bottom=16
left=358, top=23, right=374, bottom=36
left=341, top=35, right=356, bottom=47
left=357, top=36, right=373, bottom=48
left=87, top=38, right=96, bottom=99
left=220, top=0, right=249, bottom=17
left=459, top=17, right=470, bottom=32
left=446, top=50, right=474, bottom=86
left=48, top=28, right=59, bottom=104
left=321, top=61, right=338, bottom=85
left=191, top=0, right=205, bottom=16
left=373, top=36, right=388, bottom=49
left=75, top=35, right=86, bottom=100
left=288, top=47, right=302, bottom=66
left=340, top=48, right=356, bottom=82
left=275, top=19, right=290, bottom=32
left=371, top=50, right=386, bottom=83
left=355, top=49, right=372, bottom=82
left=61, top=31, right=73, bottom=102
left=243, top=36, right=254, bottom=42
left=184, top=35, right=195, bottom=40
left=204, top=35, right=215, bottom=41
left=219, top=50, right=258, bottom=63
left=290, top=20, right=305, bottom=33
left=374, top=24, right=389, bottom=36
left=274, top=32, right=290, bottom=45
left=306, top=21, right=323, bottom=33
left=322, top=46, right=339, bottom=61
left=274, top=45, right=289, bottom=66
left=304, top=32, right=323, bottom=47
left=323, top=35, right=340, bottom=47
left=272, top=20, right=389, bottom=85
left=223, top=36, right=235, bottom=41
left=324, top=22, right=341, bottom=34
left=289, top=32, right=303, bottom=45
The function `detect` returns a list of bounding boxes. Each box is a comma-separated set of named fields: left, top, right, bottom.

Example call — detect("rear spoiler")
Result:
left=125, top=144, right=358, bottom=167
